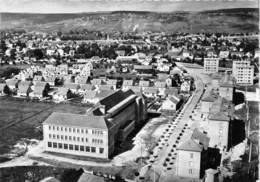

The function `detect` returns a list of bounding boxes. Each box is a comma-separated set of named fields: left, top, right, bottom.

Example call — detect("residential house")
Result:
left=75, top=76, right=89, bottom=85
left=0, top=83, right=9, bottom=96
left=106, top=79, right=117, bottom=90
left=17, top=81, right=32, bottom=97
left=154, top=81, right=166, bottom=96
left=33, top=75, right=44, bottom=84
left=44, top=75, right=56, bottom=86
left=30, top=82, right=50, bottom=99
left=160, top=95, right=181, bottom=115
left=176, top=130, right=210, bottom=179
left=5, top=79, right=19, bottom=93
left=200, top=89, right=219, bottom=113
left=53, top=88, right=72, bottom=102
left=143, top=87, right=158, bottom=98
left=122, top=80, right=134, bottom=90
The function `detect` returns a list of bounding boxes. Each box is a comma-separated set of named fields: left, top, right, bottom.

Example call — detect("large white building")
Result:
left=232, top=60, right=254, bottom=85
left=43, top=89, right=147, bottom=159
left=203, top=58, right=219, bottom=74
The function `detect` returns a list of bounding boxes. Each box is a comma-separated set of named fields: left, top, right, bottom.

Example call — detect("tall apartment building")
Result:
left=232, top=60, right=254, bottom=85
left=203, top=58, right=219, bottom=74
left=43, top=89, right=147, bottom=159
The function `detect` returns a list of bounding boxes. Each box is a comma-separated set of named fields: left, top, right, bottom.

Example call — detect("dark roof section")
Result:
left=177, top=139, right=203, bottom=152
left=99, top=89, right=135, bottom=112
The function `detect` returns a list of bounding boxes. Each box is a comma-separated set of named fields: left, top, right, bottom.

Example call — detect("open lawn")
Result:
left=0, top=96, right=89, bottom=154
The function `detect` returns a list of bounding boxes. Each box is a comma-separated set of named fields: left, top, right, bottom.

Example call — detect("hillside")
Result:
left=0, top=8, right=259, bottom=33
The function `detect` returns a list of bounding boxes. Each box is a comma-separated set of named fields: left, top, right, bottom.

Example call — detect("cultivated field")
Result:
left=0, top=96, right=89, bottom=154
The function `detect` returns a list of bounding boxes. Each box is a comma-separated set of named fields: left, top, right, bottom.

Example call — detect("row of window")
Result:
left=48, top=125, right=104, bottom=135
left=48, top=134, right=103, bottom=144
left=47, top=142, right=104, bottom=154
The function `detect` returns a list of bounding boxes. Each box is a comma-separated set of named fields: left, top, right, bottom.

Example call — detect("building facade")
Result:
left=43, top=89, right=147, bottom=159
left=203, top=58, right=219, bottom=74
left=232, top=60, right=254, bottom=85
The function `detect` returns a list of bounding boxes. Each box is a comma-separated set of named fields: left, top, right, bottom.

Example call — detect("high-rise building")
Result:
left=203, top=58, right=219, bottom=74
left=232, top=60, right=254, bottom=85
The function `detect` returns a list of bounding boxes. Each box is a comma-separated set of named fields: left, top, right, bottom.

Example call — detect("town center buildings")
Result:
left=232, top=60, right=254, bottom=85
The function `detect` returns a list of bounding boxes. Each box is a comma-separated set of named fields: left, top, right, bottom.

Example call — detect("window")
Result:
left=85, top=129, right=88, bottom=134
left=73, top=136, right=76, bottom=141
left=80, top=146, right=84, bottom=151
left=57, top=135, right=60, bottom=139
left=77, top=129, right=80, bottom=133
left=81, top=129, right=84, bottom=133
left=86, top=138, right=88, bottom=142
left=189, top=161, right=193, bottom=167
left=190, top=153, right=193, bottom=159
left=53, top=134, right=56, bottom=139
left=73, top=128, right=75, bottom=133
left=65, top=136, right=68, bottom=140
left=69, top=136, right=72, bottom=141
left=49, top=134, right=52, bottom=139
left=69, top=128, right=71, bottom=132
left=48, top=142, right=52, bottom=147
left=81, top=138, right=84, bottom=142
left=189, top=169, right=193, bottom=174
left=53, top=126, right=55, bottom=130
left=65, top=127, right=67, bottom=132
left=91, top=147, right=96, bottom=153
left=61, top=127, right=63, bottom=131
left=64, top=144, right=68, bottom=149
left=58, top=143, right=62, bottom=149
left=75, top=145, right=79, bottom=151
left=49, top=126, right=51, bottom=130
left=69, top=144, right=73, bottom=150
left=57, top=126, right=59, bottom=131
left=99, top=148, right=104, bottom=154
left=61, top=135, right=64, bottom=140
left=53, top=142, right=57, bottom=148
left=86, top=146, right=90, bottom=152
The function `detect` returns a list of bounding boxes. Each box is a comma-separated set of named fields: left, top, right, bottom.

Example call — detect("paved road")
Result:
left=137, top=63, right=209, bottom=182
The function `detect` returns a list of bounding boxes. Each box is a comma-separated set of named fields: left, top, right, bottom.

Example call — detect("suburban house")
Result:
left=160, top=95, right=181, bottom=115
left=106, top=79, right=117, bottom=90
left=75, top=76, right=89, bottom=85
left=43, top=89, right=147, bottom=159
left=33, top=75, right=44, bottom=84
left=30, top=82, right=50, bottom=99
left=0, top=83, right=9, bottom=96
left=17, top=81, right=33, bottom=97
left=122, top=80, right=134, bottom=90
left=78, top=84, right=96, bottom=94
left=5, top=79, right=19, bottom=93
left=44, top=75, right=56, bottom=86
left=53, top=88, right=72, bottom=102
left=143, top=87, right=158, bottom=98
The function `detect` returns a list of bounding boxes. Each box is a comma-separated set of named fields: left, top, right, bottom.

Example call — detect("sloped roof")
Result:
left=5, top=79, right=18, bottom=86
left=164, top=87, right=178, bottom=96
left=191, top=128, right=210, bottom=150
left=18, top=85, right=30, bottom=93
left=34, top=82, right=48, bottom=88
left=56, top=88, right=69, bottom=96
left=106, top=79, right=117, bottom=85
left=33, top=75, right=43, bottom=82
left=43, top=112, right=108, bottom=130
left=34, top=86, right=45, bottom=95
left=208, top=112, right=230, bottom=122
left=177, top=139, right=203, bottom=152
left=99, top=85, right=114, bottom=91
left=99, top=89, right=135, bottom=112
left=18, top=81, right=32, bottom=88
left=64, top=83, right=80, bottom=90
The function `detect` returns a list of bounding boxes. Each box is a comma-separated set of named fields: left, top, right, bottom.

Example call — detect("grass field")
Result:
left=0, top=96, right=89, bottom=154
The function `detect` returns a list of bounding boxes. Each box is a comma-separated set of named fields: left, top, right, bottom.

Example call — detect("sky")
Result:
left=0, top=0, right=258, bottom=13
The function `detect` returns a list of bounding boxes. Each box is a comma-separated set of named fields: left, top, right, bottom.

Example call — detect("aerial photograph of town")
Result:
left=0, top=0, right=259, bottom=181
